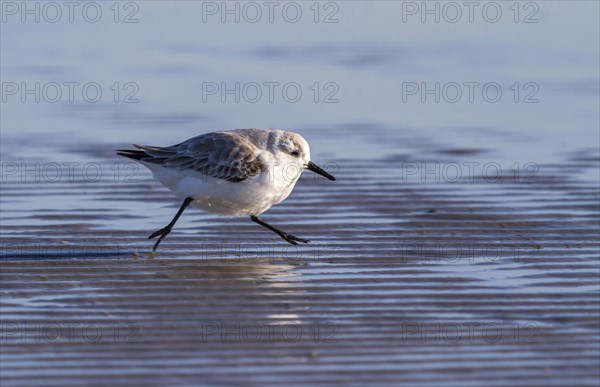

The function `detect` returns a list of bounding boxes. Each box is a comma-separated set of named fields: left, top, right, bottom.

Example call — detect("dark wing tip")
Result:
left=117, top=149, right=147, bottom=161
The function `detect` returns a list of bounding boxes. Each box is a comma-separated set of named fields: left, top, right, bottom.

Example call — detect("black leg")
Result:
left=250, top=215, right=309, bottom=245
left=148, top=197, right=193, bottom=252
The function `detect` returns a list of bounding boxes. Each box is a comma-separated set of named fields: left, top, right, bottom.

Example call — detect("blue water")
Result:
left=1, top=1, right=598, bottom=162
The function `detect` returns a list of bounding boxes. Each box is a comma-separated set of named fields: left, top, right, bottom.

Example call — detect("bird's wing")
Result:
left=133, top=131, right=263, bottom=182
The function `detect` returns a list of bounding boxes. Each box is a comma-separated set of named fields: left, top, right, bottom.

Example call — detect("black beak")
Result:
left=306, top=161, right=336, bottom=181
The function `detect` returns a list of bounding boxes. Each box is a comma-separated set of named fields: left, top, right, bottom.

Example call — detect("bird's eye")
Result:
left=290, top=150, right=300, bottom=157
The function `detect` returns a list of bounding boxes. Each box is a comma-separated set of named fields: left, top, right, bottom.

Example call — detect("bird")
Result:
left=117, top=129, right=336, bottom=252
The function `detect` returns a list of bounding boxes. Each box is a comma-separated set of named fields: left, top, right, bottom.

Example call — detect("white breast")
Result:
left=143, top=159, right=302, bottom=217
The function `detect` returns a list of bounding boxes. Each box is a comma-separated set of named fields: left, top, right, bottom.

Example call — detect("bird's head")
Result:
left=278, top=131, right=336, bottom=181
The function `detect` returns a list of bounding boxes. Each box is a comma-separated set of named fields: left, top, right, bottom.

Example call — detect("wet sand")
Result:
left=1, top=127, right=599, bottom=386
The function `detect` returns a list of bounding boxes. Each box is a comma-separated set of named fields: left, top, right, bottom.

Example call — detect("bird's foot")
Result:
left=148, top=226, right=172, bottom=252
left=282, top=233, right=310, bottom=245
left=148, top=227, right=171, bottom=240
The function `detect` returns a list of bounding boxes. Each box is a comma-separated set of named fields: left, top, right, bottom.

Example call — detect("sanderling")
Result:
left=118, top=129, right=336, bottom=251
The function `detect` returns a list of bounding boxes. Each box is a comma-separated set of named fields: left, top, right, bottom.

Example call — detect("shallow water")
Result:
left=1, top=1, right=599, bottom=386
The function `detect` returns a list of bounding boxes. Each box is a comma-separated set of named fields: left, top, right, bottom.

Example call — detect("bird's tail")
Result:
left=116, top=146, right=148, bottom=161
left=117, top=144, right=177, bottom=163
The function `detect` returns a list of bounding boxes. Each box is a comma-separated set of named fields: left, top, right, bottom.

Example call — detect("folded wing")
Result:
left=118, top=131, right=263, bottom=183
